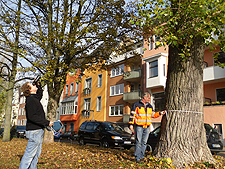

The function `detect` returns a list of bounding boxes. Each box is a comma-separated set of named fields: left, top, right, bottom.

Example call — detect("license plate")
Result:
left=212, top=144, right=220, bottom=148
left=124, top=141, right=131, bottom=144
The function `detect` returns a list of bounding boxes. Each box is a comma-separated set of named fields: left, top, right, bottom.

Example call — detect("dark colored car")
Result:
left=10, top=125, right=26, bottom=138
left=78, top=121, right=135, bottom=149
left=147, top=123, right=223, bottom=154
left=54, top=132, right=62, bottom=139
left=0, top=128, right=4, bottom=137
left=59, top=131, right=77, bottom=140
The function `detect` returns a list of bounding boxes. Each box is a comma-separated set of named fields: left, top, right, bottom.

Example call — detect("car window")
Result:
left=86, top=122, right=94, bottom=130
left=80, top=122, right=87, bottom=129
left=93, top=123, right=100, bottom=130
left=152, top=127, right=160, bottom=136
left=16, top=126, right=26, bottom=130
left=104, top=123, right=124, bottom=131
left=204, top=124, right=217, bottom=133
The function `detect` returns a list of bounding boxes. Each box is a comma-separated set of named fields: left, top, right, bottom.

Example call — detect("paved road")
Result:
left=217, top=147, right=225, bottom=158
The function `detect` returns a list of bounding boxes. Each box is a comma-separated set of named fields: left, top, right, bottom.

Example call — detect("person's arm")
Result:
left=35, top=83, right=43, bottom=100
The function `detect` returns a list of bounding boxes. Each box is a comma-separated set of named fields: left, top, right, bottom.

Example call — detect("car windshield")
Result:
left=104, top=123, right=124, bottom=131
left=16, top=126, right=26, bottom=130
left=204, top=124, right=217, bottom=133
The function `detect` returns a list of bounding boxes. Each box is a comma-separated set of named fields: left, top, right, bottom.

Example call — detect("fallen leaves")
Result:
left=0, top=138, right=225, bottom=168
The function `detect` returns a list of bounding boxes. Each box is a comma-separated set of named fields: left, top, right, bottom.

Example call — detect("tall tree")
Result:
left=0, top=0, right=25, bottom=142
left=21, top=0, right=138, bottom=143
left=132, top=0, right=225, bottom=167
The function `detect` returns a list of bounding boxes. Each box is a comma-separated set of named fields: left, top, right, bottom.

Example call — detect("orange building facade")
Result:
left=60, top=71, right=81, bottom=132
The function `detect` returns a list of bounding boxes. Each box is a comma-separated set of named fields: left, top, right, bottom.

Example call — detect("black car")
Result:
left=10, top=125, right=26, bottom=138
left=0, top=128, right=4, bottom=137
left=147, top=123, right=223, bottom=154
left=78, top=121, right=135, bottom=149
left=59, top=131, right=77, bottom=140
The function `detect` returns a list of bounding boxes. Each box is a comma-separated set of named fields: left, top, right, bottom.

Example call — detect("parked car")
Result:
left=10, top=125, right=26, bottom=138
left=0, top=128, right=4, bottom=137
left=78, top=121, right=135, bottom=149
left=59, top=131, right=77, bottom=140
left=54, top=132, right=62, bottom=139
left=147, top=123, right=223, bottom=154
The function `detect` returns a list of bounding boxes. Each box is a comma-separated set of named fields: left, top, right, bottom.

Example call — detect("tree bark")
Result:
left=43, top=96, right=59, bottom=143
left=153, top=37, right=215, bottom=167
left=2, top=0, right=21, bottom=142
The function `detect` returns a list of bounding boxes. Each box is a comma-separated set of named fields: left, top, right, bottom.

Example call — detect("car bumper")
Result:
left=111, top=140, right=135, bottom=147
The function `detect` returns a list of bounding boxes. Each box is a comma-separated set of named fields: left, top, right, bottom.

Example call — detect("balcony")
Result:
left=124, top=69, right=142, bottom=82
left=203, top=65, right=225, bottom=83
left=83, top=88, right=91, bottom=95
left=123, top=90, right=142, bottom=103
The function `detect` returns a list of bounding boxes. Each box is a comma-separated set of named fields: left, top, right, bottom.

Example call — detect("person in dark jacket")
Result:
left=19, top=81, right=53, bottom=169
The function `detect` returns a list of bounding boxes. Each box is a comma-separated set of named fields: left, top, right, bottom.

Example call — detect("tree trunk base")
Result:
left=43, top=129, right=54, bottom=144
left=154, top=143, right=215, bottom=168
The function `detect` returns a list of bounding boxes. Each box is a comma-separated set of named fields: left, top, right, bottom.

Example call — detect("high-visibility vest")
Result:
left=129, top=101, right=161, bottom=128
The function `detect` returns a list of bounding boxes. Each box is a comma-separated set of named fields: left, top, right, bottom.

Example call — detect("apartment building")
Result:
left=203, top=46, right=225, bottom=141
left=142, top=35, right=169, bottom=130
left=142, top=35, right=225, bottom=141
left=79, top=64, right=108, bottom=126
left=106, top=42, right=143, bottom=124
left=60, top=72, right=81, bottom=132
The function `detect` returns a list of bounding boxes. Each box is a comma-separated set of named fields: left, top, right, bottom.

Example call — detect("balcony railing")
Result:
left=83, top=88, right=91, bottom=95
left=123, top=90, right=142, bottom=102
left=124, top=69, right=141, bottom=81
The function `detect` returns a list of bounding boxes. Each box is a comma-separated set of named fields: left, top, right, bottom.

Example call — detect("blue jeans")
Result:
left=19, top=129, right=44, bottom=169
left=135, top=125, right=150, bottom=161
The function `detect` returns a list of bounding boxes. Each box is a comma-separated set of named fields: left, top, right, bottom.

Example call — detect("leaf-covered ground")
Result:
left=0, top=138, right=225, bottom=169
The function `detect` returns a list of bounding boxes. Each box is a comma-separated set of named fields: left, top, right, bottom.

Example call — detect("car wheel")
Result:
left=79, top=137, right=85, bottom=145
left=102, top=139, right=110, bottom=148
left=146, top=144, right=153, bottom=152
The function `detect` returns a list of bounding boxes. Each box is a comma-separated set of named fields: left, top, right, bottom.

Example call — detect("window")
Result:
left=84, top=78, right=92, bottom=95
left=152, top=92, right=165, bottom=112
left=216, top=88, right=225, bottom=102
left=19, top=108, right=24, bottom=115
left=69, top=123, right=74, bottom=131
left=97, top=74, right=102, bottom=87
left=65, top=84, right=69, bottom=96
left=75, top=82, right=79, bottom=94
left=110, top=105, right=123, bottom=116
left=20, top=96, right=25, bottom=104
left=110, top=84, right=124, bottom=96
left=63, top=122, right=67, bottom=132
left=149, top=35, right=160, bottom=50
left=149, top=60, right=158, bottom=78
left=111, top=64, right=124, bottom=77
left=84, top=98, right=91, bottom=111
left=149, top=36, right=154, bottom=50
left=214, top=52, right=225, bottom=65
left=61, top=101, right=78, bottom=115
left=96, top=96, right=101, bottom=111
left=70, top=83, right=74, bottom=95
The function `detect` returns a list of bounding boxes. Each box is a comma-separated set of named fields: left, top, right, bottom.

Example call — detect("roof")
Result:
left=61, top=95, right=78, bottom=103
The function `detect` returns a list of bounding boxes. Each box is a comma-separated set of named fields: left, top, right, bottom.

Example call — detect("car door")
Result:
left=84, top=122, right=95, bottom=143
left=92, top=122, right=102, bottom=144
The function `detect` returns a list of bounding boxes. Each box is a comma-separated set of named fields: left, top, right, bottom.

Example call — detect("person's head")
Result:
left=141, top=92, right=151, bottom=104
left=21, top=82, right=38, bottom=97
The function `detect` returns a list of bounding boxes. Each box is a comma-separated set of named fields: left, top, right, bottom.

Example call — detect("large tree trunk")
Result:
left=2, top=82, right=14, bottom=142
left=153, top=38, right=215, bottom=167
left=2, top=0, right=21, bottom=142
